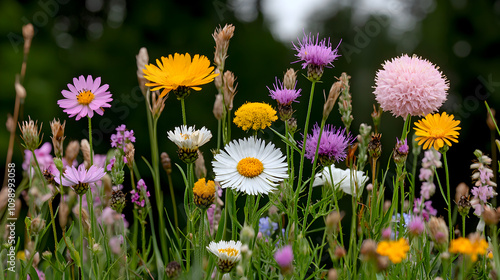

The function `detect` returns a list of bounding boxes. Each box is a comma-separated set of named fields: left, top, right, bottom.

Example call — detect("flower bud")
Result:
left=165, top=261, right=181, bottom=279
left=194, top=150, right=207, bottom=179
left=136, top=47, right=149, bottom=96
left=125, top=143, right=135, bottom=168
left=360, top=239, right=377, bottom=261
left=22, top=24, right=35, bottom=41
left=323, top=81, right=342, bottom=120
left=110, top=189, right=126, bottom=213
left=483, top=205, right=500, bottom=225
left=240, top=225, right=255, bottom=244
left=30, top=216, right=46, bottom=236
left=65, top=140, right=80, bottom=165
left=368, top=133, right=382, bottom=160
left=80, top=139, right=91, bottom=168
left=327, top=268, right=338, bottom=280
left=50, top=119, right=66, bottom=158
left=223, top=71, right=237, bottom=111
left=161, top=152, right=172, bottom=175
left=283, top=68, right=297, bottom=90
left=19, top=116, right=41, bottom=151
left=428, top=216, right=448, bottom=249
left=15, top=79, right=27, bottom=99
left=213, top=93, right=223, bottom=120
left=42, top=251, right=52, bottom=260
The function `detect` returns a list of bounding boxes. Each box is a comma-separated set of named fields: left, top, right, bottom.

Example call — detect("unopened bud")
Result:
left=327, top=268, right=338, bottom=280
left=483, top=205, right=499, bottom=225
left=241, top=225, right=255, bottom=244
left=81, top=139, right=92, bottom=168
left=42, top=251, right=52, bottom=260
left=323, top=81, right=342, bottom=120
left=213, top=93, right=223, bottom=120
left=283, top=68, right=297, bottom=90
left=15, top=79, right=27, bottom=99
left=223, top=71, right=237, bottom=111
left=360, top=239, right=377, bottom=261
left=65, top=140, right=80, bottom=165
left=194, top=150, right=207, bottom=179
left=487, top=108, right=497, bottom=131
left=22, top=24, right=35, bottom=41
left=50, top=119, right=66, bottom=158
left=30, top=216, right=46, bottom=236
left=136, top=48, right=149, bottom=95
left=125, top=143, right=135, bottom=168
left=368, top=133, right=382, bottom=160
left=19, top=116, right=41, bottom=151
left=161, top=152, right=172, bottom=175
left=165, top=261, right=181, bottom=279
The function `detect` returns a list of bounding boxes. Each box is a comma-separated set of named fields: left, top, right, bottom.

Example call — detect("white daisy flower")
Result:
left=206, top=240, right=242, bottom=273
left=212, top=137, right=288, bottom=195
left=313, top=164, right=369, bottom=197
left=167, top=125, right=212, bottom=163
left=167, top=125, right=212, bottom=150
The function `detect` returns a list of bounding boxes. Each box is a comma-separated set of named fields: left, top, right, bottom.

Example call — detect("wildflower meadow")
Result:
left=3, top=19, right=500, bottom=280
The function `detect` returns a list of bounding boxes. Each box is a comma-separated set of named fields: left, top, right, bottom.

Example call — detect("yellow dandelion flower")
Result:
left=193, top=178, right=216, bottom=208
left=233, top=102, right=278, bottom=131
left=142, top=53, right=219, bottom=98
left=414, top=112, right=461, bottom=150
left=376, top=238, right=410, bottom=264
left=449, top=236, right=489, bottom=262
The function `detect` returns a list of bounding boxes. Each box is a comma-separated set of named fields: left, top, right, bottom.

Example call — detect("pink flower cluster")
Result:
left=470, top=153, right=497, bottom=216
left=419, top=149, right=441, bottom=200
left=130, top=179, right=150, bottom=207
left=110, top=124, right=136, bottom=152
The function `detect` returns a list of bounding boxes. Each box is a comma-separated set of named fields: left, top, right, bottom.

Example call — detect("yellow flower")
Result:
left=193, top=178, right=216, bottom=208
left=233, top=102, right=278, bottom=131
left=142, top=53, right=218, bottom=98
left=414, top=112, right=460, bottom=150
left=376, top=238, right=409, bottom=264
left=449, top=236, right=489, bottom=262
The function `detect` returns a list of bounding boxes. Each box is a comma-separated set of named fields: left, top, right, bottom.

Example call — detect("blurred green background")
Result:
left=2, top=0, right=500, bottom=232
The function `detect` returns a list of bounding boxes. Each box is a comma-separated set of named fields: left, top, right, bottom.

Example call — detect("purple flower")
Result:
left=22, top=142, right=56, bottom=175
left=274, top=245, right=294, bottom=268
left=107, top=157, right=116, bottom=171
left=422, top=150, right=442, bottom=169
left=418, top=168, right=433, bottom=181
left=471, top=185, right=496, bottom=203
left=131, top=179, right=150, bottom=207
left=420, top=181, right=436, bottom=200
left=396, top=138, right=409, bottom=154
left=58, top=75, right=112, bottom=120
left=110, top=124, right=136, bottom=152
left=408, top=216, right=425, bottom=236
left=292, top=32, right=341, bottom=69
left=413, top=198, right=437, bottom=221
left=268, top=78, right=301, bottom=105
left=54, top=164, right=106, bottom=194
left=301, top=123, right=354, bottom=165
left=259, top=217, right=278, bottom=237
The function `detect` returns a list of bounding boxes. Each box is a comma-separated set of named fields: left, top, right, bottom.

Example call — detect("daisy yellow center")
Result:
left=237, top=157, right=264, bottom=178
left=77, top=90, right=95, bottom=105
left=218, top=247, right=239, bottom=257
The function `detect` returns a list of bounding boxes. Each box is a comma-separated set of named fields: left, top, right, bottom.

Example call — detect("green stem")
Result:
left=145, top=93, right=168, bottom=265
left=167, top=170, right=179, bottom=233
left=181, top=98, right=187, bottom=125
left=123, top=218, right=130, bottom=280
left=196, top=210, right=206, bottom=278
left=301, top=118, right=326, bottom=234
left=295, top=80, right=317, bottom=233
left=79, top=195, right=85, bottom=280
left=217, top=119, right=221, bottom=150
left=31, top=150, right=48, bottom=192
left=88, top=116, right=93, bottom=165
left=443, top=151, right=453, bottom=241
left=328, top=165, right=344, bottom=249
left=48, top=196, right=58, bottom=249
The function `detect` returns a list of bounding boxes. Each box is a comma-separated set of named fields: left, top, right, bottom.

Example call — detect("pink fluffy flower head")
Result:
left=274, top=245, right=294, bottom=269
left=58, top=75, right=112, bottom=120
left=301, top=123, right=355, bottom=165
left=268, top=77, right=301, bottom=105
left=373, top=54, right=449, bottom=118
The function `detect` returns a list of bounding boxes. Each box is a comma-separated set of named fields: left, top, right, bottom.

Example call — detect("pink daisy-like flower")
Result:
left=267, top=77, right=301, bottom=105
left=54, top=164, right=106, bottom=195
left=373, top=54, right=449, bottom=118
left=300, top=123, right=355, bottom=165
left=58, top=75, right=112, bottom=120
left=293, top=32, right=341, bottom=69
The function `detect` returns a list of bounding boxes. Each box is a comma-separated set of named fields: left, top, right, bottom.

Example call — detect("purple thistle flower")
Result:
left=267, top=77, right=301, bottom=105
left=58, top=75, right=112, bottom=120
left=301, top=123, right=355, bottom=165
left=292, top=32, right=341, bottom=69
left=274, top=245, right=294, bottom=269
